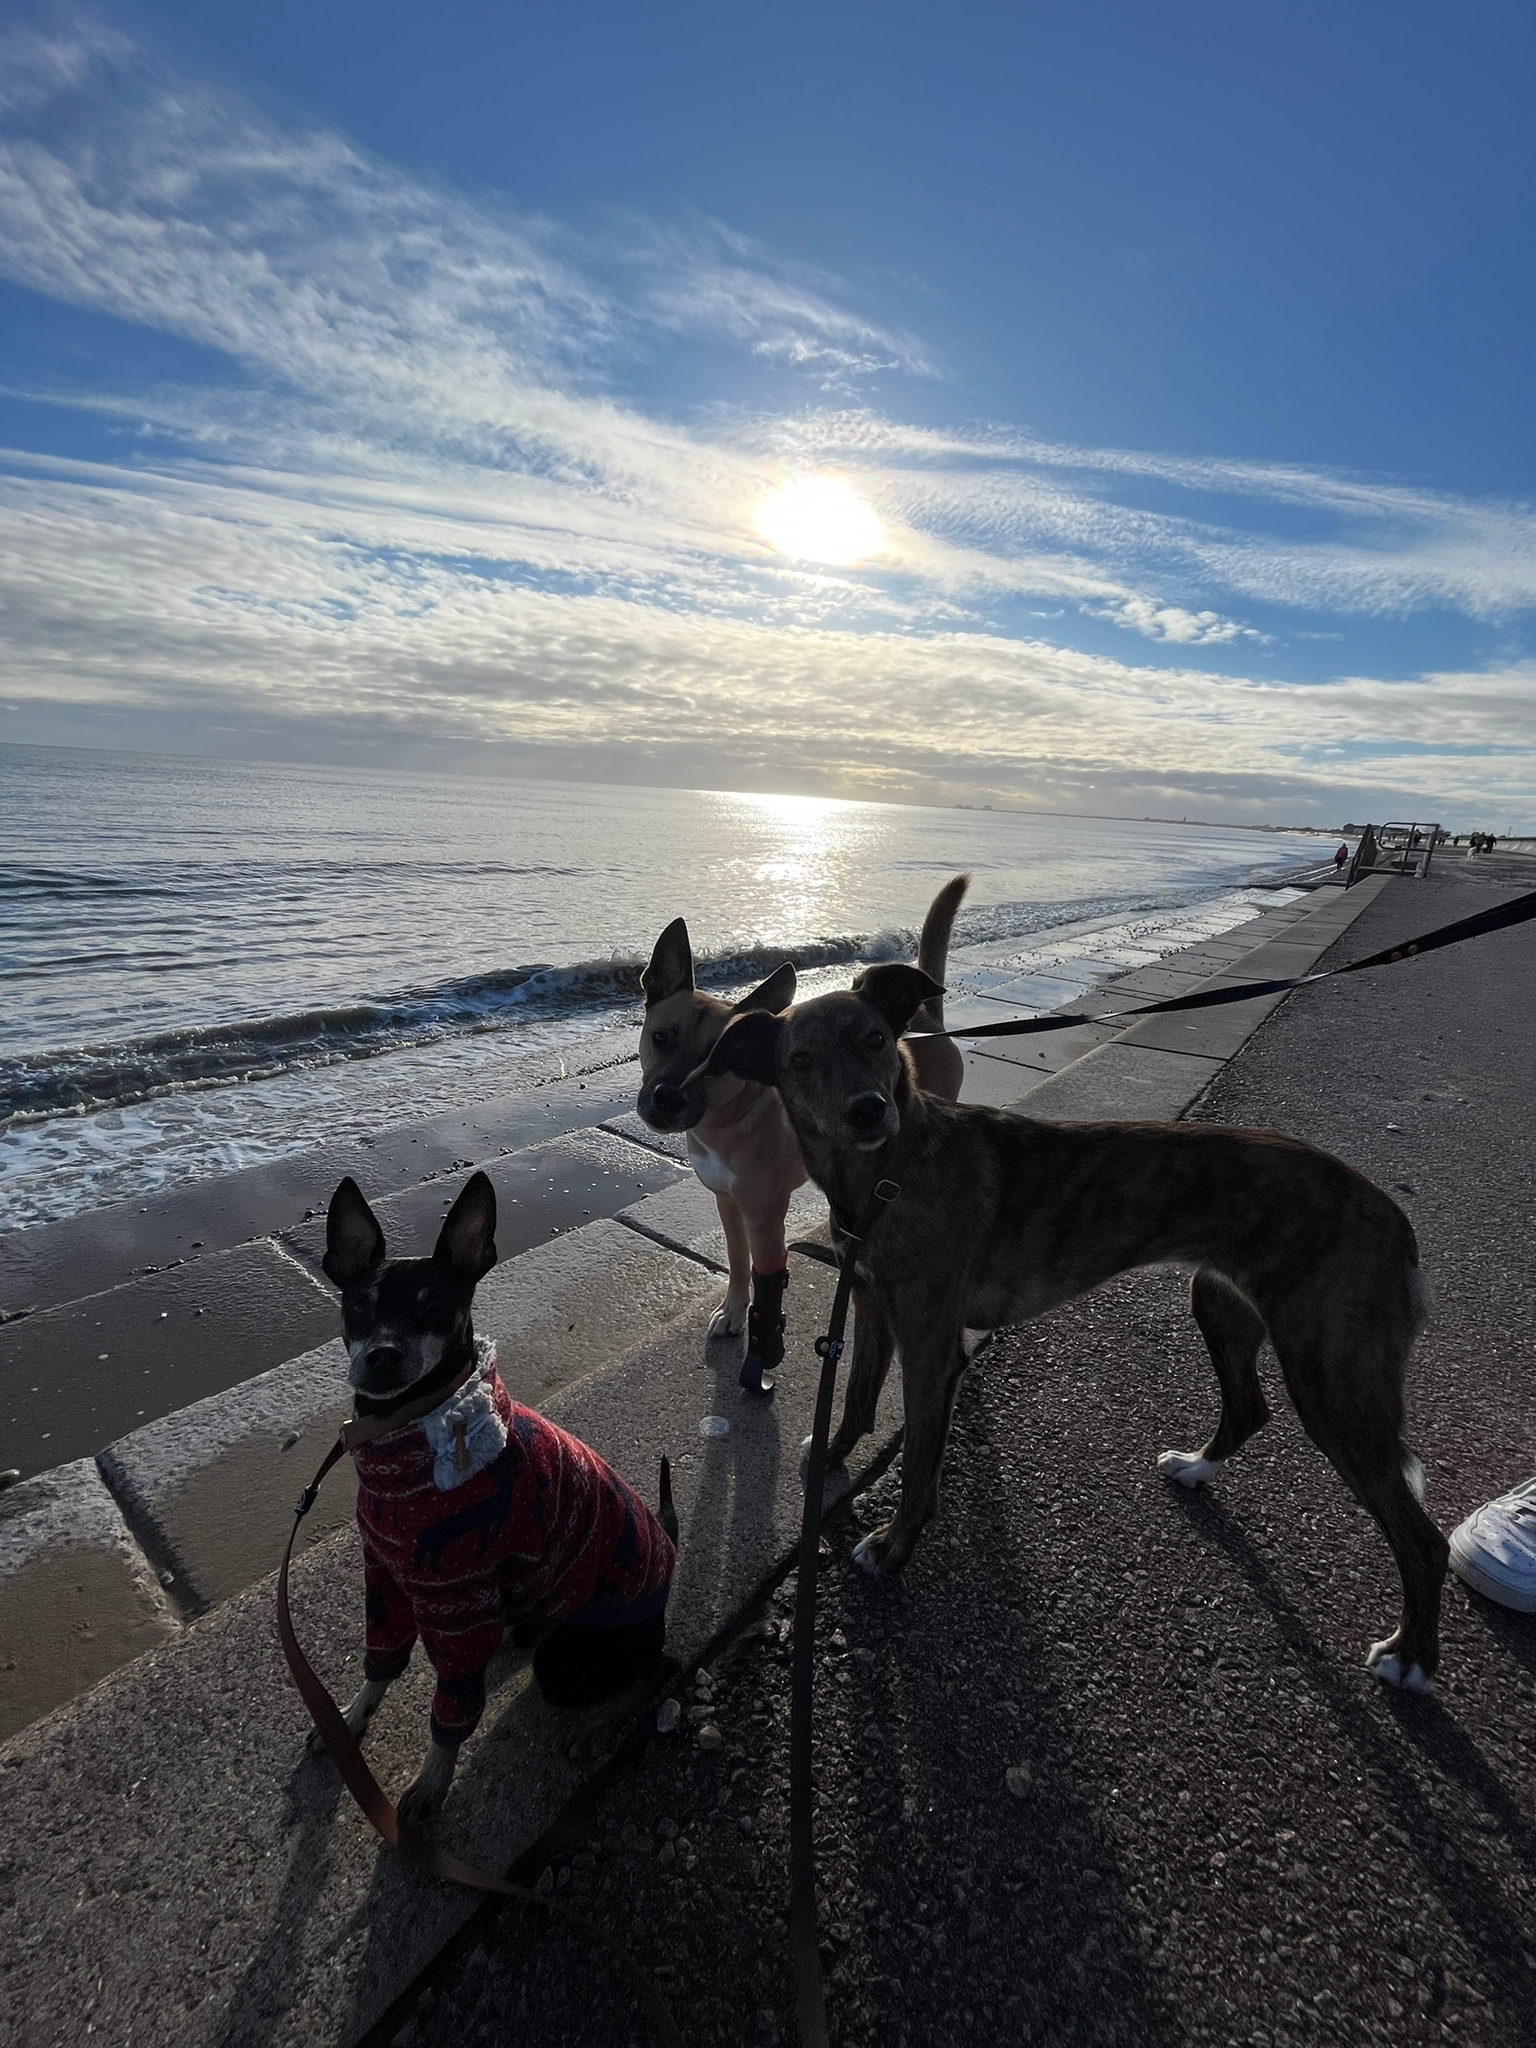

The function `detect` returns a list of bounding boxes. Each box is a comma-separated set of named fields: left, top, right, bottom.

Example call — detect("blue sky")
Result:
left=1, top=1, right=1533, bottom=825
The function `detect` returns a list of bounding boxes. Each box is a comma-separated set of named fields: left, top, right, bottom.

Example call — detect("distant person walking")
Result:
left=1334, top=841, right=1349, bottom=873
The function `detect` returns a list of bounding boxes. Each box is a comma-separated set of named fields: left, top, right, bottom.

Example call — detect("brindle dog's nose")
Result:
left=650, top=1081, right=688, bottom=1120
left=845, top=1091, right=889, bottom=1134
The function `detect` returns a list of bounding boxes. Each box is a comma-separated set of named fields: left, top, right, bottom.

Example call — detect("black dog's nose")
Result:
left=845, top=1092, right=889, bottom=1133
left=363, top=1344, right=403, bottom=1377
left=650, top=1082, right=688, bottom=1119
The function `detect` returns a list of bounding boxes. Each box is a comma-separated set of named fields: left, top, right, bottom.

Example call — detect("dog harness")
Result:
left=353, top=1341, right=675, bottom=1743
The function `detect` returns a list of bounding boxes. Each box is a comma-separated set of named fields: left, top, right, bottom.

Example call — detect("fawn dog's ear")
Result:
left=853, top=963, right=945, bottom=1038
left=434, top=1171, right=498, bottom=1280
left=642, top=917, right=694, bottom=1005
left=325, top=1177, right=385, bottom=1288
left=732, top=959, right=796, bottom=1015
left=700, top=1007, right=786, bottom=1087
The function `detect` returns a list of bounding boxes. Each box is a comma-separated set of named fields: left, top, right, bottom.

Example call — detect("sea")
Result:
left=0, top=743, right=1324, bottom=1232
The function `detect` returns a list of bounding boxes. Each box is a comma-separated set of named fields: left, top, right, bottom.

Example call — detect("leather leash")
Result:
left=789, top=1114, right=924, bottom=2048
left=277, top=1375, right=688, bottom=2048
left=905, top=883, right=1536, bottom=1045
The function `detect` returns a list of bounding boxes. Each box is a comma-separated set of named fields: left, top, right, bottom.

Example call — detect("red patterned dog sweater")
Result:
left=354, top=1343, right=675, bottom=1743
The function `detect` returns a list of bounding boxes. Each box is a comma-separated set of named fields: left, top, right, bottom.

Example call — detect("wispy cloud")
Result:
left=615, top=215, right=937, bottom=388
left=0, top=17, right=1533, bottom=823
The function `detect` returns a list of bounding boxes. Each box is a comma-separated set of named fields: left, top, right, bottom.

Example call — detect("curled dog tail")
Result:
left=658, top=1455, right=679, bottom=1545
left=914, top=873, right=970, bottom=1033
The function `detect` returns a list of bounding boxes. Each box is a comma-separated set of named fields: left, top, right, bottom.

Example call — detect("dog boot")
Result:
left=741, top=1266, right=788, bottom=1397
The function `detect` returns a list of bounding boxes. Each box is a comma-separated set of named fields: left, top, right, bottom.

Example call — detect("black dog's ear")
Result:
left=324, top=1176, right=385, bottom=1288
left=434, top=1170, right=498, bottom=1281
left=703, top=1007, right=786, bottom=1086
left=732, top=959, right=796, bottom=1016
left=853, top=963, right=944, bottom=1037
left=641, top=917, right=694, bottom=1006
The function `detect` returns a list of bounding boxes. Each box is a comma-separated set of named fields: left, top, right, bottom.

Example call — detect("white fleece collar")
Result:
left=419, top=1337, right=507, bottom=1492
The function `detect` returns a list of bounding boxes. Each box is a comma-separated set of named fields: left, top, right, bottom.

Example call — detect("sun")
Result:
left=754, top=476, right=884, bottom=566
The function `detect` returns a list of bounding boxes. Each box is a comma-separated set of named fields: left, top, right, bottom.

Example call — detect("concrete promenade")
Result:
left=3, top=872, right=1459, bottom=2046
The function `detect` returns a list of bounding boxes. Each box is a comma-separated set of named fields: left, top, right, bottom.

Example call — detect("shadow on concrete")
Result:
left=822, top=1362, right=1175, bottom=2047
left=213, top=1744, right=351, bottom=2048
left=1171, top=1486, right=1536, bottom=2045
left=676, top=1319, right=784, bottom=1648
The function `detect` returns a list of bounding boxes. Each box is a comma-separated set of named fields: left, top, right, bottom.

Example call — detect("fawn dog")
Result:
left=636, top=877, right=968, bottom=1393
left=700, top=963, right=1449, bottom=1691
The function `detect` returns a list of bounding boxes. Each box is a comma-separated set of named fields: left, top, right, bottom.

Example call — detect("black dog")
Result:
left=318, top=1170, right=679, bottom=1823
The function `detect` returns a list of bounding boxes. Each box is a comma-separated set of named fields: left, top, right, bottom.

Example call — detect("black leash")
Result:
left=905, top=884, right=1536, bottom=1045
left=790, top=1121, right=923, bottom=2048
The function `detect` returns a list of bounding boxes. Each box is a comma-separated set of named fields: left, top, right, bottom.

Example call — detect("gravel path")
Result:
left=374, top=875, right=1536, bottom=2048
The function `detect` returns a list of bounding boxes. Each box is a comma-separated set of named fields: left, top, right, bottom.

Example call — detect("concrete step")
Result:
left=618, top=1173, right=830, bottom=1267
left=0, top=1238, right=337, bottom=1481
left=0, top=1054, right=642, bottom=1317
left=279, top=1125, right=687, bottom=1273
left=0, top=1457, right=178, bottom=1743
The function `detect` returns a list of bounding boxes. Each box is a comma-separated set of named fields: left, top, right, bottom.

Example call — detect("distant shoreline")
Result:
left=952, top=803, right=1344, bottom=835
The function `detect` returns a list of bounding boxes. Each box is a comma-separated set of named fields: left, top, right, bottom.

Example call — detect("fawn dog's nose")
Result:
left=650, top=1081, right=688, bottom=1120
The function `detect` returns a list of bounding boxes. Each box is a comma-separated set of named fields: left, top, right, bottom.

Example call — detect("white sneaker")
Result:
left=1449, top=1478, right=1536, bottom=1613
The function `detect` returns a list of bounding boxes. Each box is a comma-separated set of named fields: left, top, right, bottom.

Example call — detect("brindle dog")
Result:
left=700, top=963, right=1449, bottom=1691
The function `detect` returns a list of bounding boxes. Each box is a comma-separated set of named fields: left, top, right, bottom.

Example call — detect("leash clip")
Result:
left=873, top=1177, right=901, bottom=1204
left=294, top=1484, right=318, bottom=1518
left=814, top=1334, right=844, bottom=1364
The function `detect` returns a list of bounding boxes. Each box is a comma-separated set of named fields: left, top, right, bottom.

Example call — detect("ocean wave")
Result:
left=0, top=869, right=1311, bottom=1126
left=0, top=856, right=590, bottom=905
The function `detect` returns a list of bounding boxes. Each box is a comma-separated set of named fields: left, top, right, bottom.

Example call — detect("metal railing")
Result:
left=1346, top=821, right=1443, bottom=886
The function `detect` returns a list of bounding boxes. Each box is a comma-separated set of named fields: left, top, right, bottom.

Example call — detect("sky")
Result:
left=1, top=2, right=1534, bottom=827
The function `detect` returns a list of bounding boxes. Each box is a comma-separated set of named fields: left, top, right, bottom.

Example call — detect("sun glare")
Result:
left=754, top=476, right=884, bottom=566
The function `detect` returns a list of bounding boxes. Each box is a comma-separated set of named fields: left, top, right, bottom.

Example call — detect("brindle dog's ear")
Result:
left=641, top=917, right=694, bottom=1006
left=435, top=1170, right=498, bottom=1280
left=324, top=1176, right=385, bottom=1288
left=732, top=959, right=796, bottom=1015
left=703, top=1007, right=786, bottom=1085
left=854, top=963, right=944, bottom=1037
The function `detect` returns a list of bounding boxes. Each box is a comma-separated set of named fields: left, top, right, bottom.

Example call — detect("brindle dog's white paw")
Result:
left=709, top=1297, right=748, bottom=1339
left=852, top=1530, right=895, bottom=1576
left=1158, top=1447, right=1218, bottom=1489
left=798, top=1435, right=853, bottom=1509
left=1366, top=1638, right=1432, bottom=1693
